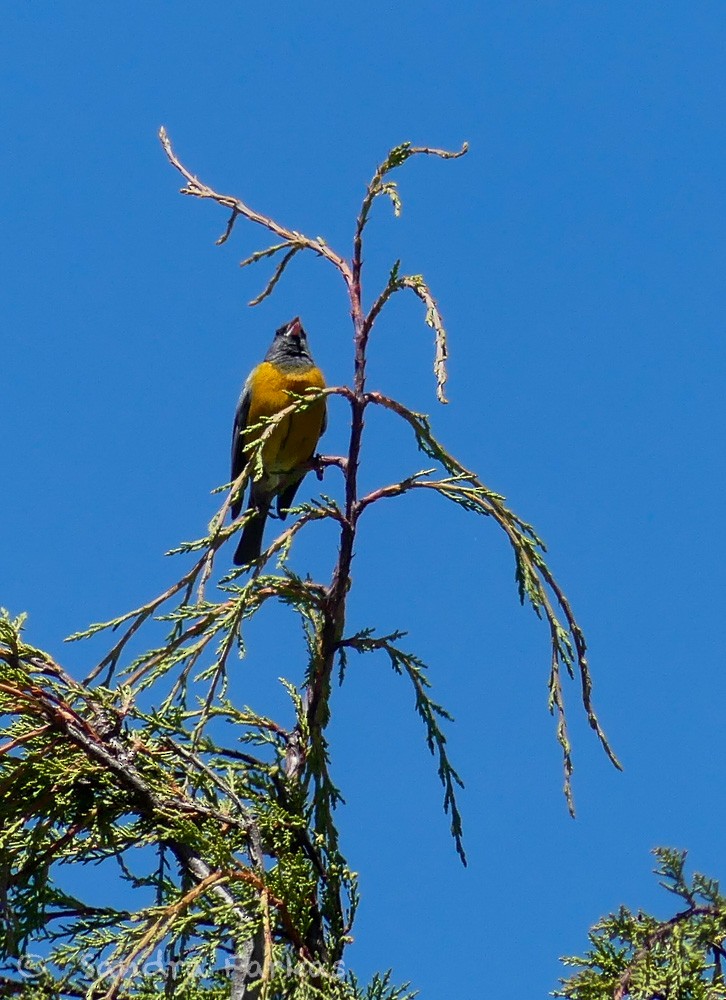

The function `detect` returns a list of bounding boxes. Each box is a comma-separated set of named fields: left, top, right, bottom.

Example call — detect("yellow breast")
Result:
left=246, top=361, right=326, bottom=473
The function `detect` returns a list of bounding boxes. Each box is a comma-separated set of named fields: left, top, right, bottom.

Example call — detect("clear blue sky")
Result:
left=2, top=2, right=725, bottom=996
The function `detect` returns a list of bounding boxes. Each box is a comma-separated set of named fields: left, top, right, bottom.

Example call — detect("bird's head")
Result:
left=268, top=317, right=312, bottom=362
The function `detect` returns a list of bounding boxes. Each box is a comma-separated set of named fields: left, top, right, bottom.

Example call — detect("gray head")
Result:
left=264, top=317, right=315, bottom=369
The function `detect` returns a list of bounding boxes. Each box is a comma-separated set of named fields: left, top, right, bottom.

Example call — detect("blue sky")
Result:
left=2, top=2, right=726, bottom=996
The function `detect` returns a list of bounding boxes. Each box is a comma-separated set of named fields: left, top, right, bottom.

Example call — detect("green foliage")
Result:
left=0, top=618, right=356, bottom=997
left=556, top=848, right=726, bottom=999
left=1, top=138, right=617, bottom=999
left=338, top=629, right=465, bottom=864
left=346, top=971, right=417, bottom=1000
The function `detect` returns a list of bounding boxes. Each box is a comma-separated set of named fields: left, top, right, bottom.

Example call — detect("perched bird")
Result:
left=230, top=318, right=327, bottom=565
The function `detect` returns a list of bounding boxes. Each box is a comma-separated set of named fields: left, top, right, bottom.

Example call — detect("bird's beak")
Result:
left=288, top=317, right=302, bottom=338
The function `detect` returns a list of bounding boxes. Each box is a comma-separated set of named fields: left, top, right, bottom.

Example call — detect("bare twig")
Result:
left=248, top=245, right=303, bottom=306
left=159, top=127, right=352, bottom=284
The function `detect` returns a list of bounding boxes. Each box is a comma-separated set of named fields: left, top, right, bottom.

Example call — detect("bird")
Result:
left=230, top=317, right=327, bottom=565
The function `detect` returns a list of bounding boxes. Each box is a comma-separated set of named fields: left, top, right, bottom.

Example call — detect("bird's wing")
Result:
left=230, top=376, right=252, bottom=519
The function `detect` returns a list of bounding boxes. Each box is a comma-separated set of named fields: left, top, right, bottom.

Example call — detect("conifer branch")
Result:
left=0, top=134, right=617, bottom=1000
left=557, top=849, right=726, bottom=999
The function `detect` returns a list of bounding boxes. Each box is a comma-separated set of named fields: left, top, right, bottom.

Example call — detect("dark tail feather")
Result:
left=233, top=506, right=268, bottom=566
